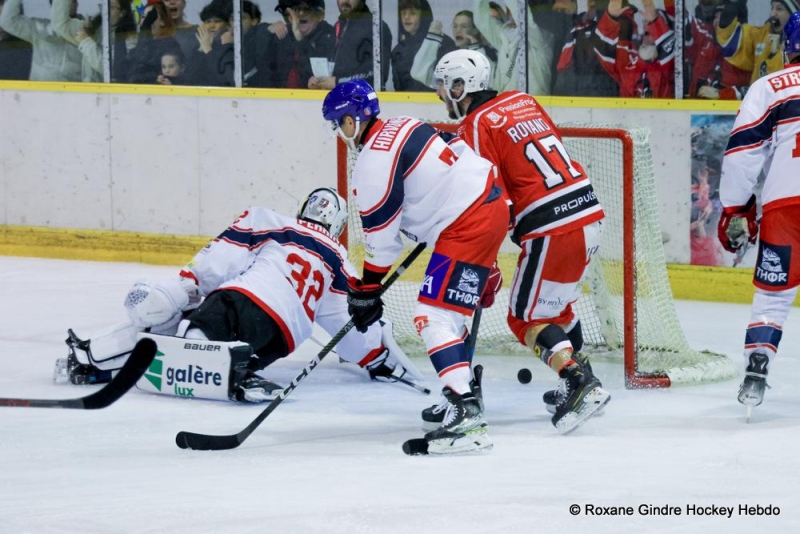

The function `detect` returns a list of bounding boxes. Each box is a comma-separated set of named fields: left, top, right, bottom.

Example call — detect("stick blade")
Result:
left=176, top=431, right=242, bottom=451
left=81, top=337, right=158, bottom=409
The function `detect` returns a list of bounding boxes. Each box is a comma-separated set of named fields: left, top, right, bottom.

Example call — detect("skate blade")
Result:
left=546, top=403, right=606, bottom=417
left=746, top=405, right=753, bottom=424
left=555, top=388, right=611, bottom=435
left=426, top=430, right=493, bottom=456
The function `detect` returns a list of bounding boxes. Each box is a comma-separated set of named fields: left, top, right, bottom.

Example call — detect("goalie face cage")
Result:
left=337, top=123, right=736, bottom=389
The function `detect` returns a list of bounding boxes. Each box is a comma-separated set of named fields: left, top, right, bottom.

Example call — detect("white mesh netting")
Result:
left=340, top=122, right=736, bottom=386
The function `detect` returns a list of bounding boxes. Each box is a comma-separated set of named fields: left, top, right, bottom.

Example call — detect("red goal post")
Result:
left=337, top=122, right=736, bottom=389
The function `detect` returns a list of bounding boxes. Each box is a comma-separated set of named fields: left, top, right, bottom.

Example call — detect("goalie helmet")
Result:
left=297, top=187, right=348, bottom=238
left=785, top=11, right=800, bottom=61
left=433, top=49, right=492, bottom=103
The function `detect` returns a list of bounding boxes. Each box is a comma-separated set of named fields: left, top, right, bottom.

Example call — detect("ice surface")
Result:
left=1, top=257, right=798, bottom=533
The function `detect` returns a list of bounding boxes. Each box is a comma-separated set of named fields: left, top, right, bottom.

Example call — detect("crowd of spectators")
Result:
left=0, top=0, right=796, bottom=99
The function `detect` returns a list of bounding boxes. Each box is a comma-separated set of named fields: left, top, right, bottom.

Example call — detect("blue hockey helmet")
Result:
left=322, top=79, right=380, bottom=127
left=785, top=10, right=800, bottom=60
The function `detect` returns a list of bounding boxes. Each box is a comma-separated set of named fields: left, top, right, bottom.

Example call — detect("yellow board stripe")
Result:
left=2, top=224, right=791, bottom=305
left=0, top=80, right=742, bottom=112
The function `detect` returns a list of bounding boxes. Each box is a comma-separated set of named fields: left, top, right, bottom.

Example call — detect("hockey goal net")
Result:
left=336, top=122, right=736, bottom=388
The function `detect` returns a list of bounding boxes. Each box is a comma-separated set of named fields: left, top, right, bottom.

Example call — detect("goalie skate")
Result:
left=234, top=371, right=283, bottom=403
left=552, top=363, right=610, bottom=434
left=54, top=330, right=113, bottom=385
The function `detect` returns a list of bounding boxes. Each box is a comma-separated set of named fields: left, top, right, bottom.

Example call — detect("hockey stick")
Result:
left=175, top=243, right=427, bottom=451
left=310, top=335, right=432, bottom=395
left=0, top=338, right=157, bottom=409
left=466, top=306, right=483, bottom=360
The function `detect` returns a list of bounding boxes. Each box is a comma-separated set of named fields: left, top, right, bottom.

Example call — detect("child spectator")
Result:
left=157, top=49, right=186, bottom=83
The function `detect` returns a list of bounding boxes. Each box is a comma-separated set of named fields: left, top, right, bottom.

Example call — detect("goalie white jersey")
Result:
left=352, top=117, right=496, bottom=270
left=720, top=64, right=800, bottom=213
left=180, top=207, right=379, bottom=356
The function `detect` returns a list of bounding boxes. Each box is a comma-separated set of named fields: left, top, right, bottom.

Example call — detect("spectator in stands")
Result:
left=473, top=0, right=554, bottom=94
left=594, top=0, right=675, bottom=98
left=391, top=0, right=450, bottom=92
left=715, top=0, right=798, bottom=91
left=0, top=0, right=32, bottom=79
left=162, top=0, right=197, bottom=62
left=307, top=0, right=391, bottom=90
left=266, top=0, right=334, bottom=88
left=156, top=48, right=187, bottom=84
left=207, top=0, right=274, bottom=87
left=0, top=0, right=82, bottom=81
left=552, top=0, right=618, bottom=97
left=187, top=0, right=232, bottom=85
left=684, top=0, right=751, bottom=99
left=51, top=0, right=138, bottom=82
left=410, top=10, right=494, bottom=89
left=125, top=1, right=183, bottom=83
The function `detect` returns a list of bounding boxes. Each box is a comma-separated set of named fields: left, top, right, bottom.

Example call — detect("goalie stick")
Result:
left=175, top=242, right=427, bottom=451
left=0, top=338, right=157, bottom=409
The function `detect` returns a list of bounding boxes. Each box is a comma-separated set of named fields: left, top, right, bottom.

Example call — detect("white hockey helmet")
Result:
left=297, top=187, right=348, bottom=238
left=433, top=49, right=492, bottom=104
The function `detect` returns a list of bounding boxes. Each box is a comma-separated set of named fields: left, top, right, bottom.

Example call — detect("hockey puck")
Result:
left=402, top=438, right=429, bottom=456
left=517, top=368, right=532, bottom=384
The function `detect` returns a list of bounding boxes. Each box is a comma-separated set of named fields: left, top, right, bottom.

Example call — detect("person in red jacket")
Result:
left=594, top=0, right=675, bottom=98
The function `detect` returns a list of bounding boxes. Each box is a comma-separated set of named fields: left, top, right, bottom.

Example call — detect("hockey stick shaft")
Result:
left=466, top=306, right=483, bottom=360
left=175, top=243, right=427, bottom=451
left=0, top=338, right=156, bottom=409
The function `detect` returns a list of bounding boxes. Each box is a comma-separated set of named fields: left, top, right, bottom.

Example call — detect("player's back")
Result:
left=189, top=207, right=353, bottom=349
left=461, top=90, right=603, bottom=238
left=354, top=117, right=494, bottom=247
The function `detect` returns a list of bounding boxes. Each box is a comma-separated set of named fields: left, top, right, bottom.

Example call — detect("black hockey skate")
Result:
left=551, top=362, right=610, bottom=434
left=54, top=330, right=113, bottom=385
left=543, top=353, right=604, bottom=417
left=738, top=352, right=770, bottom=422
left=423, top=385, right=492, bottom=455
left=421, top=365, right=483, bottom=431
left=233, top=370, right=283, bottom=403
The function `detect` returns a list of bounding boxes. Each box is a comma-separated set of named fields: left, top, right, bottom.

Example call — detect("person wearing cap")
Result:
left=267, top=0, right=335, bottom=88
left=715, top=0, right=799, bottom=93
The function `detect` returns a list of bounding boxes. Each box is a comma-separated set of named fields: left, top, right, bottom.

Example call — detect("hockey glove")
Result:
left=717, top=195, right=758, bottom=253
left=347, top=278, right=384, bottom=333
left=360, top=347, right=404, bottom=382
left=479, top=263, right=503, bottom=308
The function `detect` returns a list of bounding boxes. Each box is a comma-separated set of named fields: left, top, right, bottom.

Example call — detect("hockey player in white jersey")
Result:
left=717, top=11, right=800, bottom=420
left=322, top=79, right=508, bottom=454
left=56, top=188, right=421, bottom=403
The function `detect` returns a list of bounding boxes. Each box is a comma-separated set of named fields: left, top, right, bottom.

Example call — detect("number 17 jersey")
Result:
left=459, top=90, right=604, bottom=240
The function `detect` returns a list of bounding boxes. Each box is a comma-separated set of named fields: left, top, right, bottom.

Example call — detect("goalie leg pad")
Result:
left=136, top=333, right=253, bottom=401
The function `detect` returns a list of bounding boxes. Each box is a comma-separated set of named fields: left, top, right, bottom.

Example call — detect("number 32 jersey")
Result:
left=179, top=207, right=379, bottom=357
left=459, top=90, right=604, bottom=240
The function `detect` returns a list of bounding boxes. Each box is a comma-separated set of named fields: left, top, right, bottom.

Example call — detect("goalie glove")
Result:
left=124, top=278, right=198, bottom=329
left=718, top=195, right=758, bottom=253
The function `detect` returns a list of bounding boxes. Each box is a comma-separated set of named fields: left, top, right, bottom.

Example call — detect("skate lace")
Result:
left=442, top=402, right=458, bottom=427
left=431, top=396, right=449, bottom=415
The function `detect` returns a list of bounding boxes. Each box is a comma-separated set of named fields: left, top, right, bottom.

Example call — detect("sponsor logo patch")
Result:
left=443, top=262, right=489, bottom=310
left=755, top=242, right=791, bottom=287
